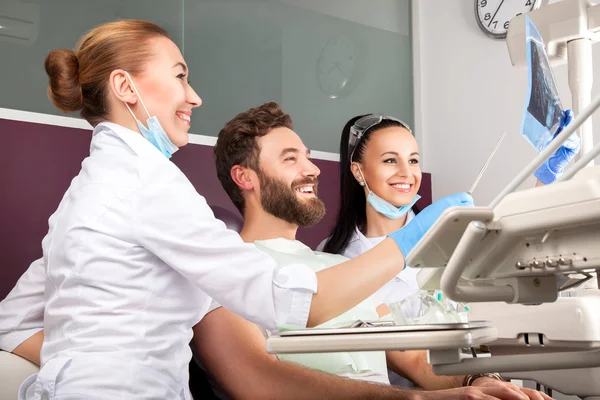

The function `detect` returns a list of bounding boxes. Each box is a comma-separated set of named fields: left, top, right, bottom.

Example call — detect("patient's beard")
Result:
left=258, top=170, right=325, bottom=228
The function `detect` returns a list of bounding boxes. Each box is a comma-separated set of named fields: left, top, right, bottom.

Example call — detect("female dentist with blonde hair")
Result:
left=0, top=20, right=471, bottom=400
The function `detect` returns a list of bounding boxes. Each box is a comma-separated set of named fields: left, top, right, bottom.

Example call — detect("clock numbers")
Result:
left=475, top=0, right=540, bottom=39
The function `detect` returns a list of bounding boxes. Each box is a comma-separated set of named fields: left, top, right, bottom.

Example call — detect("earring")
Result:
left=357, top=179, right=365, bottom=186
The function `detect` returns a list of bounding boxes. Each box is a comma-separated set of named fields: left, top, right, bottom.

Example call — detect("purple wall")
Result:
left=1, top=118, right=432, bottom=299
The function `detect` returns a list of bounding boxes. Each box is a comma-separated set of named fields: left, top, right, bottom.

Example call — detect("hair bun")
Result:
left=44, top=49, right=83, bottom=113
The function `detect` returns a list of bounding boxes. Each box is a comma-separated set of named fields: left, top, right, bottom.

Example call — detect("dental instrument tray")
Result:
left=279, top=321, right=480, bottom=336
left=267, top=321, right=497, bottom=354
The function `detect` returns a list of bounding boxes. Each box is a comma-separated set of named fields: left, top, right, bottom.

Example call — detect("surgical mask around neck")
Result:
left=358, top=166, right=420, bottom=220
left=367, top=190, right=420, bottom=220
left=123, top=71, right=179, bottom=159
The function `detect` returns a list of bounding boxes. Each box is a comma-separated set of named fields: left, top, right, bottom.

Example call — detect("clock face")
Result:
left=475, top=0, right=541, bottom=39
left=316, top=34, right=355, bottom=99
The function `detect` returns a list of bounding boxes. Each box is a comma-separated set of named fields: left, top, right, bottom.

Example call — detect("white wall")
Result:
left=415, top=0, right=600, bottom=206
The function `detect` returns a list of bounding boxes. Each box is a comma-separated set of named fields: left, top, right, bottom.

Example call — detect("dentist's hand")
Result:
left=388, top=192, right=474, bottom=260
left=534, top=109, right=580, bottom=185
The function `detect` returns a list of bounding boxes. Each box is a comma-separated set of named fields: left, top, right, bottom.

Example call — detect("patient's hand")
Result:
left=12, top=330, right=43, bottom=366
left=416, top=384, right=552, bottom=400
left=471, top=377, right=553, bottom=400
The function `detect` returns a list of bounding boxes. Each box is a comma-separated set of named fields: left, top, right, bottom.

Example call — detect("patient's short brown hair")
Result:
left=214, top=102, right=293, bottom=213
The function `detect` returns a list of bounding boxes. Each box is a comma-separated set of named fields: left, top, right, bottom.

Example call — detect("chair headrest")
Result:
left=209, top=205, right=244, bottom=233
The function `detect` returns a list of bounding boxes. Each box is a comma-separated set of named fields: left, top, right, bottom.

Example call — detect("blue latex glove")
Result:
left=388, top=192, right=474, bottom=261
left=534, top=110, right=580, bottom=184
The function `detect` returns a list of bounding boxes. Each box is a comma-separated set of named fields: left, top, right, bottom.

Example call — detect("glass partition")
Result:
left=0, top=0, right=413, bottom=153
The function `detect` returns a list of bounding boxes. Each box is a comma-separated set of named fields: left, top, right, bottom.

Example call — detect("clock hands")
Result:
left=488, top=0, right=505, bottom=27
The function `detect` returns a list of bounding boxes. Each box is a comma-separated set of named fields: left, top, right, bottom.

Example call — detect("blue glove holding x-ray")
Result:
left=534, top=110, right=581, bottom=185
left=388, top=192, right=474, bottom=262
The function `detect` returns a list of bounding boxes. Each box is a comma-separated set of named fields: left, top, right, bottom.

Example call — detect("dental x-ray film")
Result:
left=521, top=16, right=564, bottom=152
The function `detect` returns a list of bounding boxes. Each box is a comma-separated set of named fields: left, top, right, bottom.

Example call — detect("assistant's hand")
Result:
left=534, top=109, right=580, bottom=185
left=388, top=192, right=474, bottom=260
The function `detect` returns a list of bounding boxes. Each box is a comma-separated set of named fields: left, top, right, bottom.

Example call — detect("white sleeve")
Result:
left=134, top=171, right=317, bottom=332
left=0, top=258, right=45, bottom=352
left=206, top=299, right=221, bottom=314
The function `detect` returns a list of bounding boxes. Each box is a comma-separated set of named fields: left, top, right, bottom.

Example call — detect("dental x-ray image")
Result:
left=521, top=16, right=564, bottom=152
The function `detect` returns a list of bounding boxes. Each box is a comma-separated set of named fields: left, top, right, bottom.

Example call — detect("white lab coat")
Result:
left=317, top=210, right=420, bottom=308
left=0, top=122, right=318, bottom=400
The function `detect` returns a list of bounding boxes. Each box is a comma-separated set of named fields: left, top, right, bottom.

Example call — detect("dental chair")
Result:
left=0, top=344, right=222, bottom=400
left=0, top=351, right=39, bottom=400
left=210, top=205, right=244, bottom=234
